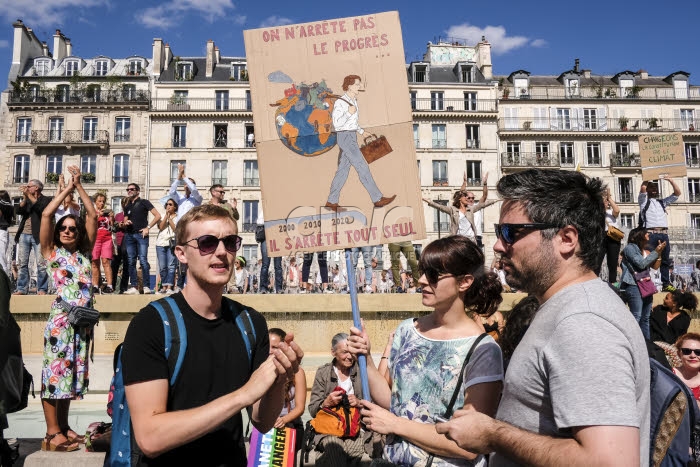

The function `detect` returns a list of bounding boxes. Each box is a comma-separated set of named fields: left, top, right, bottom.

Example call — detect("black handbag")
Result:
left=255, top=225, right=266, bottom=243
left=57, top=297, right=100, bottom=328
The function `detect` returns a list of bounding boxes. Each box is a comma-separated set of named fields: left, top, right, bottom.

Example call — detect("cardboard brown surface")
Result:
left=244, top=11, right=425, bottom=257
left=639, top=133, right=687, bottom=181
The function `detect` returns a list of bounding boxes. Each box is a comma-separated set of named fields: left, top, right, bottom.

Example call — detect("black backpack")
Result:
left=649, top=358, right=700, bottom=466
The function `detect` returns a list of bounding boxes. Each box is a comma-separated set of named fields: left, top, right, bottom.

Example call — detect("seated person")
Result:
left=673, top=333, right=700, bottom=406
left=651, top=291, right=697, bottom=368
left=307, top=333, right=365, bottom=466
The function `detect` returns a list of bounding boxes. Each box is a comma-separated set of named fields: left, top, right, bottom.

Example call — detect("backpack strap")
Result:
left=151, top=297, right=188, bottom=386
left=224, top=297, right=257, bottom=370
left=639, top=197, right=652, bottom=228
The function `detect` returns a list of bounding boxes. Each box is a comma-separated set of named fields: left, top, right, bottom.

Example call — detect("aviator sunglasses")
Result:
left=681, top=348, right=700, bottom=357
left=183, top=234, right=242, bottom=255
left=58, top=225, right=78, bottom=233
left=494, top=223, right=559, bottom=245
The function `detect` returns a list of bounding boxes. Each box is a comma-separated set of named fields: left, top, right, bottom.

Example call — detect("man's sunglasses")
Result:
left=494, top=223, right=559, bottom=245
left=681, top=348, right=700, bottom=356
left=59, top=225, right=77, bottom=233
left=126, top=188, right=137, bottom=192
left=183, top=234, right=242, bottom=255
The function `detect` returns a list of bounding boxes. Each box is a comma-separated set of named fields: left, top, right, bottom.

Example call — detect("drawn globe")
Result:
left=274, top=82, right=337, bottom=157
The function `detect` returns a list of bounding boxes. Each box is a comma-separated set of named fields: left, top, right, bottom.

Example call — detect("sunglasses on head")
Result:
left=59, top=225, right=77, bottom=233
left=183, top=234, right=242, bottom=255
left=681, top=348, right=700, bottom=356
left=494, top=223, right=559, bottom=245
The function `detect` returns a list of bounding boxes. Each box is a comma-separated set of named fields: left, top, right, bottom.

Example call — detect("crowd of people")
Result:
left=4, top=167, right=700, bottom=465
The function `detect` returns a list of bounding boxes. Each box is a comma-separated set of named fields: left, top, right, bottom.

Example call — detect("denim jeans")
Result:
left=111, top=240, right=130, bottom=292
left=156, top=246, right=177, bottom=287
left=0, top=229, right=9, bottom=275
left=125, top=232, right=150, bottom=289
left=16, top=233, right=49, bottom=293
left=177, top=262, right=187, bottom=289
left=648, top=232, right=671, bottom=286
left=259, top=240, right=282, bottom=292
left=351, top=245, right=376, bottom=286
left=622, top=284, right=652, bottom=339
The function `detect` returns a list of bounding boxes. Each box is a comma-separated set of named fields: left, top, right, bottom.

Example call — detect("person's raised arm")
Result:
left=231, top=198, right=239, bottom=221
left=69, top=166, right=97, bottom=246
left=479, top=172, right=489, bottom=204
left=423, top=198, right=451, bottom=214
left=606, top=188, right=620, bottom=218
left=40, top=177, right=76, bottom=258
left=667, top=177, right=681, bottom=196
left=460, top=172, right=467, bottom=192
left=184, top=178, right=203, bottom=203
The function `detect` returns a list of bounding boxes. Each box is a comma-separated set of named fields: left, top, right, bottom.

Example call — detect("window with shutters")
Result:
left=556, top=108, right=571, bottom=130
left=688, top=179, right=700, bottom=203
left=583, top=109, right=598, bottom=130
left=618, top=178, right=633, bottom=203
left=586, top=143, right=601, bottom=166
left=559, top=143, right=574, bottom=166
left=686, top=143, right=700, bottom=167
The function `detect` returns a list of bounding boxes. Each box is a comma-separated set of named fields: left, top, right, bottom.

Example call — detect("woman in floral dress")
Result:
left=39, top=166, right=97, bottom=452
left=348, top=236, right=504, bottom=467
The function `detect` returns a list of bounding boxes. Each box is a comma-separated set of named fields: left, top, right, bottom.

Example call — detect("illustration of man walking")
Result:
left=325, top=75, right=395, bottom=210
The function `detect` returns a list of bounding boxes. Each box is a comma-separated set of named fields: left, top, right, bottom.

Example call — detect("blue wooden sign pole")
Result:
left=344, top=248, right=371, bottom=400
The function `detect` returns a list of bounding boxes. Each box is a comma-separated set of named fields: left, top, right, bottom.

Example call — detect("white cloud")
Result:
left=445, top=23, right=544, bottom=55
left=135, top=0, right=237, bottom=29
left=0, top=0, right=110, bottom=28
left=259, top=15, right=293, bottom=28
left=231, top=14, right=246, bottom=26
left=0, top=40, right=8, bottom=48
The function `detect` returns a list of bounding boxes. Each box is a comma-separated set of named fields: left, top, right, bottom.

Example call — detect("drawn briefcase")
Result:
left=360, top=134, right=393, bottom=164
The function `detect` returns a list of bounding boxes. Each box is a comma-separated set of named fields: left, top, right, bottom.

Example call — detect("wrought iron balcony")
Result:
left=432, top=139, right=447, bottom=149
left=114, top=134, right=130, bottom=143
left=689, top=194, right=700, bottom=204
left=152, top=98, right=252, bottom=112
left=464, top=178, right=482, bottom=187
left=413, top=98, right=497, bottom=113
left=244, top=177, right=260, bottom=187
left=8, top=90, right=150, bottom=107
left=432, top=222, right=450, bottom=232
left=500, top=152, right=560, bottom=168
left=466, top=139, right=480, bottom=149
left=242, top=223, right=257, bottom=233
left=619, top=193, right=634, bottom=203
left=610, top=153, right=641, bottom=167
left=499, top=86, right=700, bottom=101
left=432, top=178, right=449, bottom=187
left=31, top=130, right=109, bottom=146
left=113, top=176, right=129, bottom=183
left=211, top=178, right=227, bottom=186
left=688, top=157, right=700, bottom=168
left=500, top=117, right=700, bottom=132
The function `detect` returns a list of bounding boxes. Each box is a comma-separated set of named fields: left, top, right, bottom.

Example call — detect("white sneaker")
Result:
left=165, top=289, right=175, bottom=295
left=143, top=287, right=152, bottom=294
left=299, top=289, right=306, bottom=294
left=172, top=286, right=181, bottom=293
left=324, top=288, right=334, bottom=294
left=124, top=287, right=139, bottom=295
left=364, top=285, right=373, bottom=294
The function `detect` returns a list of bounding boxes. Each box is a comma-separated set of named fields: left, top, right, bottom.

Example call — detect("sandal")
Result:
left=41, top=432, right=79, bottom=452
left=64, top=428, right=86, bottom=444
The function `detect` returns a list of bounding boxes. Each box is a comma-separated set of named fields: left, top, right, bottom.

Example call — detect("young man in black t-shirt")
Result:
left=121, top=204, right=302, bottom=466
left=120, top=183, right=161, bottom=294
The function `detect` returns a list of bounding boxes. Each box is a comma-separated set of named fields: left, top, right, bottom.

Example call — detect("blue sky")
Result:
left=0, top=0, right=698, bottom=87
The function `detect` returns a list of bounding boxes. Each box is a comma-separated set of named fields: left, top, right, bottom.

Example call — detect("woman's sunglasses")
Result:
left=418, top=267, right=455, bottom=285
left=58, top=225, right=78, bottom=233
left=183, top=234, right=242, bottom=255
left=681, top=348, right=700, bottom=356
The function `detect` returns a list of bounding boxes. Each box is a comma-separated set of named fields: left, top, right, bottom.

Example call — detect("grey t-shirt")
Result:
left=491, top=279, right=650, bottom=467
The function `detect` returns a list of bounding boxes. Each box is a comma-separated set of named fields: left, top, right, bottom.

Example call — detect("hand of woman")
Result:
left=348, top=321, right=371, bottom=356
left=347, top=394, right=360, bottom=407
left=324, top=390, right=344, bottom=408
left=67, top=165, right=82, bottom=186
left=273, top=416, right=286, bottom=429
left=656, top=241, right=667, bottom=254
left=360, top=399, right=397, bottom=435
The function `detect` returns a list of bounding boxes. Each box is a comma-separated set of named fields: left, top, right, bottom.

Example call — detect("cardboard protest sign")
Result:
left=639, top=133, right=687, bottom=181
left=244, top=11, right=425, bottom=257
left=247, top=426, right=296, bottom=467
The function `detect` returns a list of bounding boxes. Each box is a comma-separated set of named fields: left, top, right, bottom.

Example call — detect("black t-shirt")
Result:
left=121, top=292, right=270, bottom=466
left=650, top=305, right=690, bottom=344
left=124, top=198, right=155, bottom=232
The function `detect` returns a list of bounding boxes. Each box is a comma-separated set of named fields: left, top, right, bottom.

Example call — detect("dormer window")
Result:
left=674, top=79, right=689, bottom=99
left=65, top=60, right=80, bottom=77
left=176, top=62, right=193, bottom=81
left=231, top=63, right=247, bottom=81
left=460, top=64, right=474, bottom=83
left=35, top=59, right=52, bottom=77
left=95, top=60, right=109, bottom=76
left=514, top=78, right=529, bottom=98
left=128, top=59, right=143, bottom=75
left=413, top=64, right=427, bottom=83
left=619, top=78, right=634, bottom=97
left=566, top=78, right=580, bottom=97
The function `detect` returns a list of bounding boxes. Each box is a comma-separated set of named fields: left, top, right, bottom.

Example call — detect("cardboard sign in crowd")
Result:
left=244, top=11, right=426, bottom=257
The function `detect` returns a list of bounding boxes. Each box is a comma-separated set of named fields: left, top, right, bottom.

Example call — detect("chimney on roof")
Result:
left=206, top=39, right=215, bottom=77
left=214, top=46, right=220, bottom=64
left=152, top=38, right=164, bottom=76
left=582, top=69, right=591, bottom=78
left=42, top=41, right=49, bottom=57
left=53, top=29, right=67, bottom=62
left=574, top=58, right=580, bottom=73
left=164, top=43, right=172, bottom=70
left=65, top=38, right=72, bottom=57
left=638, top=69, right=649, bottom=79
